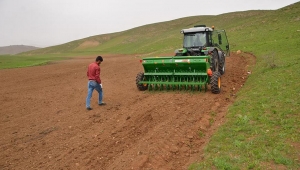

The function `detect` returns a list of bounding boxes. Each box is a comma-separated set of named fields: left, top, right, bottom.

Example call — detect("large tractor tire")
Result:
left=210, top=71, right=221, bottom=94
left=211, top=50, right=219, bottom=72
left=218, top=55, right=226, bottom=75
left=136, top=72, right=148, bottom=91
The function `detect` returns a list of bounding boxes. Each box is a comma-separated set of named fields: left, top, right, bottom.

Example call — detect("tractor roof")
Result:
left=181, top=26, right=213, bottom=34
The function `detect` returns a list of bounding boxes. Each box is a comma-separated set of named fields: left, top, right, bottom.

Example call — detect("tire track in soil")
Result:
left=0, top=53, right=255, bottom=170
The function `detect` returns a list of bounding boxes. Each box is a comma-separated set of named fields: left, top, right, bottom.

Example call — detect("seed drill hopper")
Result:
left=136, top=25, right=230, bottom=94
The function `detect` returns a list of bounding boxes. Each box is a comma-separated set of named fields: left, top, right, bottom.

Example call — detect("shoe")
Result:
left=98, top=102, right=106, bottom=106
left=86, top=107, right=93, bottom=110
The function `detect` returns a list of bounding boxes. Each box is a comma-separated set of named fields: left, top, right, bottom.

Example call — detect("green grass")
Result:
left=0, top=54, right=67, bottom=69
left=190, top=55, right=300, bottom=169
left=2, top=1, right=300, bottom=169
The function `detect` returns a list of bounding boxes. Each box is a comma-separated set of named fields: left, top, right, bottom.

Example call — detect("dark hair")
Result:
left=96, top=56, right=103, bottom=62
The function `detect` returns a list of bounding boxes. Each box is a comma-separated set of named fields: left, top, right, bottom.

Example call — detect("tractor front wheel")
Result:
left=211, top=71, right=221, bottom=94
left=136, top=72, right=148, bottom=91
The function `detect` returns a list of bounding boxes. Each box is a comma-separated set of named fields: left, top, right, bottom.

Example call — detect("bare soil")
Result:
left=0, top=52, right=255, bottom=170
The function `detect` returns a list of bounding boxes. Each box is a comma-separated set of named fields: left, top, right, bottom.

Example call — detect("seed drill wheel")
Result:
left=211, top=71, right=221, bottom=94
left=136, top=72, right=148, bottom=91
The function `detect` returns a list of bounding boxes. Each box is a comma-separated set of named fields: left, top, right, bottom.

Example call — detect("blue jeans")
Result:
left=86, top=80, right=103, bottom=108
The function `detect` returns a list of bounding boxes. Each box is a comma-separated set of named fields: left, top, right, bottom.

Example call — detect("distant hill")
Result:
left=0, top=45, right=40, bottom=55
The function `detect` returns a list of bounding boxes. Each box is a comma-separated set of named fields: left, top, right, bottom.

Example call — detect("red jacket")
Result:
left=87, top=62, right=101, bottom=84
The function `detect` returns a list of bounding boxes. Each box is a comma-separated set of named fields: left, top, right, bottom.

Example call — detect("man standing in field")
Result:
left=86, top=56, right=106, bottom=110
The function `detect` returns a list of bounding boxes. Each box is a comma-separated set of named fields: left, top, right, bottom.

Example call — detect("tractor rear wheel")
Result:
left=219, top=56, right=226, bottom=75
left=211, top=50, right=219, bottom=72
left=218, top=53, right=225, bottom=75
left=136, top=72, right=148, bottom=91
left=211, top=71, right=221, bottom=94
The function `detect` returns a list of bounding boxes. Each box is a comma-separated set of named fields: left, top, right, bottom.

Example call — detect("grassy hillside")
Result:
left=189, top=2, right=300, bottom=170
left=21, top=3, right=299, bottom=58
left=1, top=2, right=300, bottom=169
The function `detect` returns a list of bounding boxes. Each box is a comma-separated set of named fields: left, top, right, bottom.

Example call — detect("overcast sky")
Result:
left=0, top=0, right=299, bottom=47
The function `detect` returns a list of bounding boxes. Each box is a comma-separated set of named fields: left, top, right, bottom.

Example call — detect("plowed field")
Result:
left=0, top=52, right=255, bottom=169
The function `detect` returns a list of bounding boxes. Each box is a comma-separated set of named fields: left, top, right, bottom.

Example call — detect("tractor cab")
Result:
left=175, top=25, right=230, bottom=56
left=182, top=25, right=213, bottom=48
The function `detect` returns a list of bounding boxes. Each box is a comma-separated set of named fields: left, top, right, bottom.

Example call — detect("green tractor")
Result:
left=136, top=25, right=230, bottom=94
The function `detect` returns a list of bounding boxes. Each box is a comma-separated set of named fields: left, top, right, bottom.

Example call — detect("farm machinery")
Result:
left=135, top=25, right=230, bottom=94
